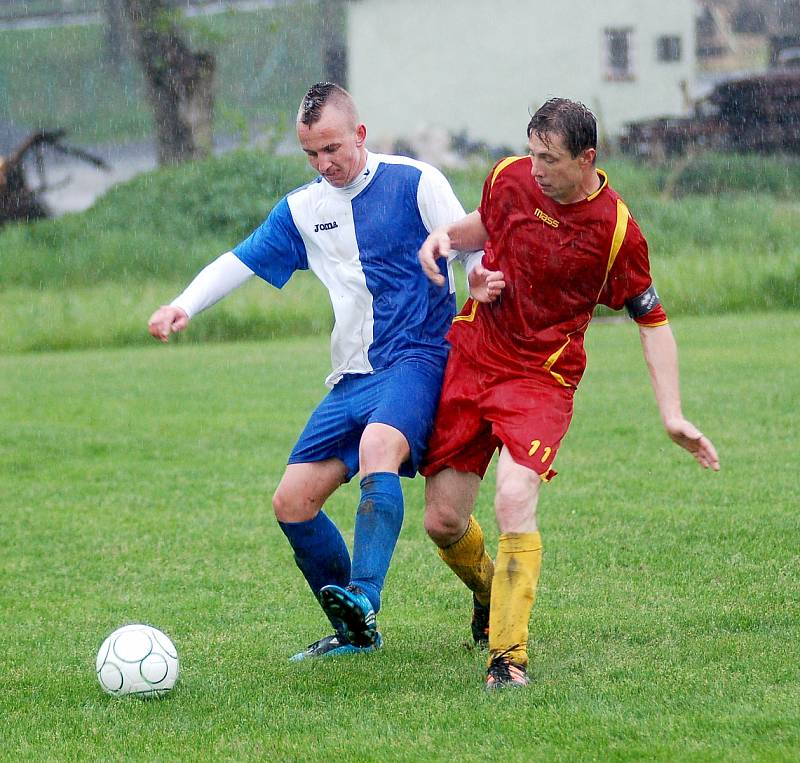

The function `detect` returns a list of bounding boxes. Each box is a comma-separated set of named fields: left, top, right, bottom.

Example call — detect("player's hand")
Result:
left=468, top=264, right=505, bottom=303
left=148, top=305, right=189, bottom=343
left=665, top=417, right=720, bottom=471
left=418, top=230, right=452, bottom=286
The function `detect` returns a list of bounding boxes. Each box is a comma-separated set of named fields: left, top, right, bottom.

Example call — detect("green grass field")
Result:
left=2, top=312, right=798, bottom=761
left=3, top=11, right=798, bottom=759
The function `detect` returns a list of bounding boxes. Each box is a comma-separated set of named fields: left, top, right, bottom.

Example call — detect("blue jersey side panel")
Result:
left=232, top=195, right=309, bottom=288
left=352, top=162, right=455, bottom=370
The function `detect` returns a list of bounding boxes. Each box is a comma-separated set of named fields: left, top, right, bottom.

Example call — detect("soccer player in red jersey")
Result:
left=418, top=98, right=720, bottom=690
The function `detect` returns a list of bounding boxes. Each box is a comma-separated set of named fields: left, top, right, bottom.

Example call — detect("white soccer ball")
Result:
left=96, top=623, right=179, bottom=698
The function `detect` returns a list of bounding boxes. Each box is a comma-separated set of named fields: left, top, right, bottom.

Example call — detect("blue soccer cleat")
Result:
left=318, top=584, right=379, bottom=648
left=289, top=632, right=383, bottom=662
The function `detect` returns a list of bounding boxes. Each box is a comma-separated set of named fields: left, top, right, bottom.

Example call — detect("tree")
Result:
left=103, top=0, right=132, bottom=74
left=0, top=131, right=108, bottom=227
left=123, top=0, right=215, bottom=165
left=319, top=0, right=347, bottom=86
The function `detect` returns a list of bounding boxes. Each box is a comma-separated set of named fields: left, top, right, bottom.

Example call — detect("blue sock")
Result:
left=278, top=512, right=351, bottom=599
left=349, top=472, right=404, bottom=613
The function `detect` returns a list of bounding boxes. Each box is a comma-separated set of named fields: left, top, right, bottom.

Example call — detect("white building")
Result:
left=346, top=0, right=696, bottom=151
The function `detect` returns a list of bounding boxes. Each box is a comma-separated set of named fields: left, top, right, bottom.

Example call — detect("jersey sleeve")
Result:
left=415, top=163, right=468, bottom=231
left=600, top=213, right=668, bottom=326
left=232, top=196, right=308, bottom=288
left=416, top=163, right=483, bottom=288
left=477, top=161, right=499, bottom=224
left=478, top=156, right=526, bottom=228
left=171, top=251, right=254, bottom=319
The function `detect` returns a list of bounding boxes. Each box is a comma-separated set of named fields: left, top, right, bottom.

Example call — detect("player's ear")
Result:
left=579, top=147, right=596, bottom=167
left=355, top=123, right=367, bottom=147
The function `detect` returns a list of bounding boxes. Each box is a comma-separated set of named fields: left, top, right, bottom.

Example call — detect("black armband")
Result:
left=625, top=285, right=661, bottom=319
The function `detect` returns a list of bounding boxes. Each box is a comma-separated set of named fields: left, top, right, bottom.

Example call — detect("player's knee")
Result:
left=424, top=505, right=465, bottom=546
left=271, top=486, right=291, bottom=522
left=272, top=484, right=307, bottom=523
left=495, top=475, right=538, bottom=516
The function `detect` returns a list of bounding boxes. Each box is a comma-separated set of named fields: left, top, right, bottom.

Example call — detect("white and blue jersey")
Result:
left=232, top=151, right=467, bottom=388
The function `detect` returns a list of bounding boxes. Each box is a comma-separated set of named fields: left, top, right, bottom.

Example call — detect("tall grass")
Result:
left=655, top=152, right=800, bottom=197
left=0, top=152, right=797, bottom=353
left=0, top=280, right=331, bottom=353
left=0, top=152, right=328, bottom=353
left=0, top=152, right=314, bottom=288
left=608, top=154, right=800, bottom=314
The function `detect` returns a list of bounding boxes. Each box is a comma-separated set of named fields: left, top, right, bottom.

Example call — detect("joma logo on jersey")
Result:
left=534, top=208, right=559, bottom=228
left=314, top=221, right=339, bottom=232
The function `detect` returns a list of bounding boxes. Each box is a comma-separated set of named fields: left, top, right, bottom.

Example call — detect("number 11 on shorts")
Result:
left=528, top=439, right=552, bottom=463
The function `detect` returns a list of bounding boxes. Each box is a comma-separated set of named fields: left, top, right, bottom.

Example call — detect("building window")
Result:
left=657, top=35, right=682, bottom=62
left=604, top=28, right=634, bottom=80
left=696, top=9, right=727, bottom=58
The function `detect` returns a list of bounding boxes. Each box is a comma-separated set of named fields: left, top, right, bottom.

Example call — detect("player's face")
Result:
left=297, top=105, right=367, bottom=188
left=528, top=131, right=595, bottom=204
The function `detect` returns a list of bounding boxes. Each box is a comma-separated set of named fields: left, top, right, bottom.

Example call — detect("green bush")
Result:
left=0, top=151, right=327, bottom=353
left=94, top=150, right=313, bottom=238
left=655, top=152, right=800, bottom=198
left=0, top=152, right=798, bottom=354
left=0, top=152, right=313, bottom=289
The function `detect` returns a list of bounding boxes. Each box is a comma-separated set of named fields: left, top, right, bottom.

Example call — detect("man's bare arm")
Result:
left=639, top=324, right=720, bottom=470
left=419, top=211, right=489, bottom=286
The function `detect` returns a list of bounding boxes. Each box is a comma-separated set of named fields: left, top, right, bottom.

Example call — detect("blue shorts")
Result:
left=288, top=358, right=446, bottom=481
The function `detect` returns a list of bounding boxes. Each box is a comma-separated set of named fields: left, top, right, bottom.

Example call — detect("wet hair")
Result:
left=527, top=98, right=597, bottom=157
left=297, top=82, right=357, bottom=127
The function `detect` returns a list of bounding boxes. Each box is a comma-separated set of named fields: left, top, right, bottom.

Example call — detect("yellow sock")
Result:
left=488, top=531, right=542, bottom=667
left=437, top=516, right=494, bottom=606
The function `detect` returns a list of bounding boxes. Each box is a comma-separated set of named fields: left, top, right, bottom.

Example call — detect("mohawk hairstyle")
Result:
left=527, top=98, right=597, bottom=158
left=297, top=82, right=354, bottom=127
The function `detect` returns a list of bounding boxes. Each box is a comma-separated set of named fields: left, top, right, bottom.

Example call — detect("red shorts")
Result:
left=421, top=349, right=574, bottom=480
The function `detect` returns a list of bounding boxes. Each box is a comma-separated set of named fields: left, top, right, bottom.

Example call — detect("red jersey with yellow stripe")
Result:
left=449, top=156, right=667, bottom=389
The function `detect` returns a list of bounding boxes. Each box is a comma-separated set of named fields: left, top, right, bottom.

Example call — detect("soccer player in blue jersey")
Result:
left=148, top=82, right=480, bottom=660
